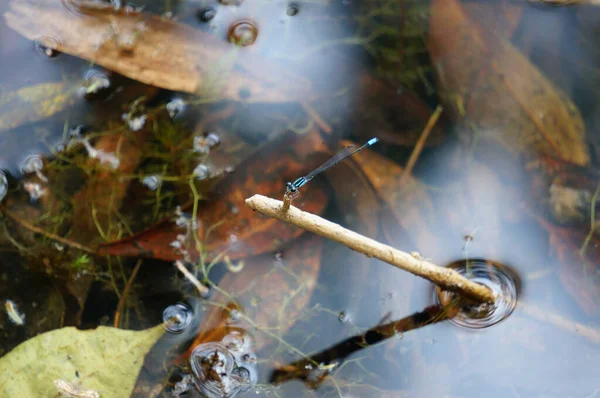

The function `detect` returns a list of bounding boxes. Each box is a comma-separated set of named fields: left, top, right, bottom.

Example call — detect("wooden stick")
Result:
left=113, top=259, right=143, bottom=328
left=245, top=194, right=496, bottom=303
left=174, top=260, right=210, bottom=296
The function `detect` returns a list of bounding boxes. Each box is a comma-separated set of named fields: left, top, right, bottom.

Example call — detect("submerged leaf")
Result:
left=0, top=325, right=164, bottom=397
left=0, top=81, right=77, bottom=131
left=97, top=130, right=329, bottom=262
left=4, top=0, right=310, bottom=103
left=429, top=0, right=589, bottom=166
left=188, top=233, right=322, bottom=352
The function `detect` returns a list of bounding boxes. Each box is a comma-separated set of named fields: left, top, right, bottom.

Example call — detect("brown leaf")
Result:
left=345, top=142, right=442, bottom=258
left=187, top=233, right=322, bottom=352
left=429, top=0, right=589, bottom=166
left=71, top=131, right=149, bottom=247
left=535, top=214, right=600, bottom=315
left=4, top=0, right=311, bottom=103
left=354, top=73, right=445, bottom=147
left=97, top=130, right=329, bottom=262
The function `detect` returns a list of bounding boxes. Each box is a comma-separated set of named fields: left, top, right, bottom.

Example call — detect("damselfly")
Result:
left=285, top=137, right=379, bottom=197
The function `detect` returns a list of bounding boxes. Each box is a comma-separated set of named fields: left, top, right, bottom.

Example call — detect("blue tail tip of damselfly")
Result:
left=368, top=137, right=379, bottom=146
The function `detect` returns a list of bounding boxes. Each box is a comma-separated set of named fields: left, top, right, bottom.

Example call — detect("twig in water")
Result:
left=245, top=194, right=495, bottom=303
left=174, top=260, right=210, bottom=296
left=114, top=259, right=143, bottom=328
left=0, top=204, right=95, bottom=254
left=400, top=105, right=443, bottom=184
left=300, top=100, right=332, bottom=135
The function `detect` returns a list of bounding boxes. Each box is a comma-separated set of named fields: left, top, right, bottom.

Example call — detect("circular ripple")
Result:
left=34, top=36, right=61, bottom=58
left=434, top=259, right=520, bottom=329
left=162, top=303, right=193, bottom=333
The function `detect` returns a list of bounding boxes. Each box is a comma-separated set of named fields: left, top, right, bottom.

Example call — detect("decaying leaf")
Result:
left=429, top=0, right=589, bottom=166
left=0, top=81, right=77, bottom=131
left=0, top=325, right=164, bottom=397
left=4, top=0, right=311, bottom=103
left=187, top=233, right=322, bottom=353
left=354, top=73, right=445, bottom=147
left=97, top=130, right=329, bottom=262
left=346, top=142, right=442, bottom=258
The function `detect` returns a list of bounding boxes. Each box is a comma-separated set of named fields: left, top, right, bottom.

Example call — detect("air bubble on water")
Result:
left=167, top=98, right=186, bottom=118
left=193, top=164, right=210, bottom=180
left=81, top=69, right=111, bottom=97
left=338, top=311, right=351, bottom=323
left=286, top=4, right=299, bottom=16
left=198, top=7, right=216, bottom=22
left=228, top=21, right=258, bottom=47
left=0, top=171, right=8, bottom=202
left=142, top=175, right=161, bottom=190
left=20, top=154, right=48, bottom=182
left=205, top=132, right=220, bottom=148
left=162, top=303, right=193, bottom=333
left=34, top=36, right=61, bottom=58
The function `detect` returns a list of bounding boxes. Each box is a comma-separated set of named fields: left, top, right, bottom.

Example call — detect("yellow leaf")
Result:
left=0, top=325, right=164, bottom=397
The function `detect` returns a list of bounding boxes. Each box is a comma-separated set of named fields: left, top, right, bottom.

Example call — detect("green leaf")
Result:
left=0, top=325, right=164, bottom=397
left=0, top=82, right=78, bottom=131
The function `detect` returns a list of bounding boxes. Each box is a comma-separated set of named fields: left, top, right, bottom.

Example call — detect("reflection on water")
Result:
left=1, top=0, right=600, bottom=397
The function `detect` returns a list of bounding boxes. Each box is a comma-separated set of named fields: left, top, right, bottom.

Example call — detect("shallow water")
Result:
left=1, top=0, right=599, bottom=397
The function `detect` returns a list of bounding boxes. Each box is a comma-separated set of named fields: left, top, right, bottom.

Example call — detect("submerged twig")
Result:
left=174, top=260, right=210, bottom=296
left=0, top=204, right=95, bottom=254
left=245, top=194, right=496, bottom=303
left=114, top=259, right=142, bottom=328
left=400, top=105, right=443, bottom=184
left=300, top=101, right=332, bottom=135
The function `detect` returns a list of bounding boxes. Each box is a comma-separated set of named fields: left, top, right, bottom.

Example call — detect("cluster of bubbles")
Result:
left=183, top=331, right=258, bottom=398
left=142, top=174, right=161, bottom=191
left=162, top=303, right=194, bottom=333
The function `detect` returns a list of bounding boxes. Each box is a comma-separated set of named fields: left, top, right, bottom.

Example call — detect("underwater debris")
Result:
left=4, top=300, right=25, bottom=326
left=20, top=154, right=47, bottom=182
left=54, top=379, right=100, bottom=398
left=23, top=181, right=47, bottom=201
left=188, top=332, right=257, bottom=398
left=166, top=98, right=186, bottom=118
left=77, top=137, right=120, bottom=169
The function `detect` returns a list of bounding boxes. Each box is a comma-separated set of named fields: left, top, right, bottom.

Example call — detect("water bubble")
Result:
left=81, top=69, right=111, bottom=97
left=20, top=154, right=44, bottom=175
left=162, top=303, right=193, bottom=333
left=142, top=175, right=161, bottom=190
left=286, top=4, right=299, bottom=16
left=122, top=114, right=147, bottom=131
left=338, top=311, right=351, bottom=323
left=193, top=164, right=210, bottom=180
left=434, top=259, right=520, bottom=329
left=228, top=21, right=258, bottom=47
left=20, top=154, right=48, bottom=182
left=34, top=36, right=61, bottom=58
left=198, top=7, right=216, bottom=22
left=167, top=98, right=186, bottom=118
left=190, top=343, right=242, bottom=397
left=205, top=132, right=220, bottom=148
left=0, top=171, right=8, bottom=202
